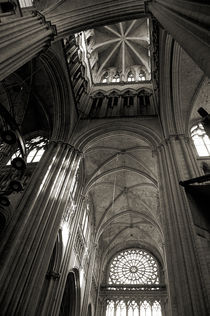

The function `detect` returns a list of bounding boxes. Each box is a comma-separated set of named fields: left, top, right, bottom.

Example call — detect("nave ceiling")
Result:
left=78, top=125, right=164, bottom=264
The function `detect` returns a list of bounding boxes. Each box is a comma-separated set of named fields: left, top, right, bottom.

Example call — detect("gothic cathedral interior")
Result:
left=0, top=1, right=210, bottom=315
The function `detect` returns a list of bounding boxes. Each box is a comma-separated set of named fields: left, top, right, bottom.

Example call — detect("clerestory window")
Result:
left=19, top=0, right=33, bottom=8
left=127, top=72, right=135, bottom=82
left=191, top=123, right=210, bottom=157
left=7, top=135, right=48, bottom=165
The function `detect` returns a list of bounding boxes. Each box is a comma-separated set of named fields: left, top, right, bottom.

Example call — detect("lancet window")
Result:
left=102, top=72, right=109, bottom=83
left=191, top=123, right=210, bottom=157
left=127, top=72, right=135, bottom=82
left=138, top=71, right=146, bottom=81
left=19, top=0, right=33, bottom=8
left=112, top=73, right=120, bottom=83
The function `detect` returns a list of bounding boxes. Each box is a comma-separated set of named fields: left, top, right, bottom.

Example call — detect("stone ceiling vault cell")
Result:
left=82, top=130, right=163, bottom=259
left=80, top=18, right=151, bottom=84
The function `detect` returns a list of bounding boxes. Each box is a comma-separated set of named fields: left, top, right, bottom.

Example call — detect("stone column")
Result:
left=156, top=136, right=208, bottom=316
left=0, top=11, right=56, bottom=80
left=81, top=242, right=98, bottom=316
left=0, top=141, right=82, bottom=316
left=147, top=0, right=210, bottom=77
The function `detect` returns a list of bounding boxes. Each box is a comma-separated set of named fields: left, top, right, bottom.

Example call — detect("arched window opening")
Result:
left=106, top=300, right=115, bottom=316
left=19, top=0, right=33, bottom=8
left=59, top=270, right=80, bottom=316
left=127, top=72, right=135, bottom=82
left=138, top=71, right=146, bottom=81
left=89, top=93, right=104, bottom=117
left=103, top=249, right=165, bottom=316
left=108, top=249, right=159, bottom=285
left=112, top=73, right=120, bottom=83
left=88, top=304, right=92, bottom=316
left=105, top=299, right=162, bottom=316
left=7, top=136, right=48, bottom=165
left=102, top=72, right=109, bottom=83
left=191, top=123, right=210, bottom=157
left=138, top=91, right=153, bottom=115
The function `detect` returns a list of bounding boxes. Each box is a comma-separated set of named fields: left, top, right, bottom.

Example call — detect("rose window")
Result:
left=108, top=249, right=159, bottom=285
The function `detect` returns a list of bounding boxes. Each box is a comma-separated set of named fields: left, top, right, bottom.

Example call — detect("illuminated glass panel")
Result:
left=191, top=123, right=210, bottom=157
left=105, top=300, right=162, bottom=316
left=106, top=300, right=114, bottom=316
left=7, top=136, right=48, bottom=165
left=19, top=0, right=33, bottom=8
left=102, top=72, right=109, bottom=83
left=127, top=72, right=135, bottom=82
left=116, top=301, right=126, bottom=316
left=139, top=71, right=146, bottom=81
left=108, top=249, right=159, bottom=285
left=112, top=73, right=120, bottom=83
left=128, top=301, right=138, bottom=316
left=152, top=301, right=162, bottom=316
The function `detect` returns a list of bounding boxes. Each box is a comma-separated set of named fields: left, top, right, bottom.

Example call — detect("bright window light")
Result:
left=7, top=136, right=48, bottom=165
left=191, top=123, right=210, bottom=157
left=19, top=0, right=33, bottom=8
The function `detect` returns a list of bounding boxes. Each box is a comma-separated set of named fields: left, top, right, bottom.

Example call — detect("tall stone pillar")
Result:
left=147, top=0, right=210, bottom=77
left=0, top=12, right=56, bottom=80
left=156, top=135, right=209, bottom=315
left=81, top=242, right=97, bottom=316
left=0, top=140, right=82, bottom=316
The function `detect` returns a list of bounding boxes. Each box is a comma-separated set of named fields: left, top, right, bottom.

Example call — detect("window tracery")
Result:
left=112, top=73, right=120, bottom=83
left=7, top=135, right=48, bottom=165
left=19, top=0, right=33, bottom=8
left=108, top=249, right=159, bottom=285
left=102, top=72, right=109, bottom=83
left=191, top=123, right=210, bottom=157
left=105, top=300, right=162, bottom=316
left=138, top=71, right=146, bottom=81
left=127, top=72, right=135, bottom=82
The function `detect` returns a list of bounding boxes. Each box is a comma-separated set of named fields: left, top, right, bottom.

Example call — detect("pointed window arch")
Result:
left=112, top=73, right=120, bottom=83
left=191, top=123, right=210, bottom=157
left=138, top=70, right=146, bottom=81
left=108, top=249, right=159, bottom=285
left=102, top=72, right=109, bottom=83
left=7, top=135, right=48, bottom=165
left=127, top=71, right=135, bottom=82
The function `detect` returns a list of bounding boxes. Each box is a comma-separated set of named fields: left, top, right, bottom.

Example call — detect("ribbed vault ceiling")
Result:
left=84, top=18, right=151, bottom=83
left=83, top=132, right=163, bottom=259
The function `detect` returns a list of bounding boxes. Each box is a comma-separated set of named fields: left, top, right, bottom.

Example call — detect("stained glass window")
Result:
left=102, top=72, right=109, bottom=83
left=19, top=0, right=33, bottom=8
left=139, top=71, right=146, bottom=81
left=7, top=136, right=48, bottom=165
left=127, top=72, right=135, bottom=82
left=105, top=299, right=162, bottom=316
left=191, top=123, right=210, bottom=157
left=108, top=249, right=159, bottom=285
left=106, top=300, right=115, bottom=316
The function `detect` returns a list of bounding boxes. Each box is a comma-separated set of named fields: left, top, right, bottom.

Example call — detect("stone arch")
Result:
left=88, top=303, right=92, bottom=316
left=39, top=49, right=77, bottom=141
left=59, top=268, right=81, bottom=316
left=74, top=120, right=161, bottom=152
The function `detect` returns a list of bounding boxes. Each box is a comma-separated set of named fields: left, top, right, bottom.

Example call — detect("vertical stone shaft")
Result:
left=81, top=243, right=97, bottom=315
left=148, top=0, right=210, bottom=77
left=0, top=141, right=81, bottom=316
left=157, top=136, right=208, bottom=315
left=0, top=12, right=56, bottom=81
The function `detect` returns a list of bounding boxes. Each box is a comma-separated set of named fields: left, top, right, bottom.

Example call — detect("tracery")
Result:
left=108, top=249, right=159, bottom=285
